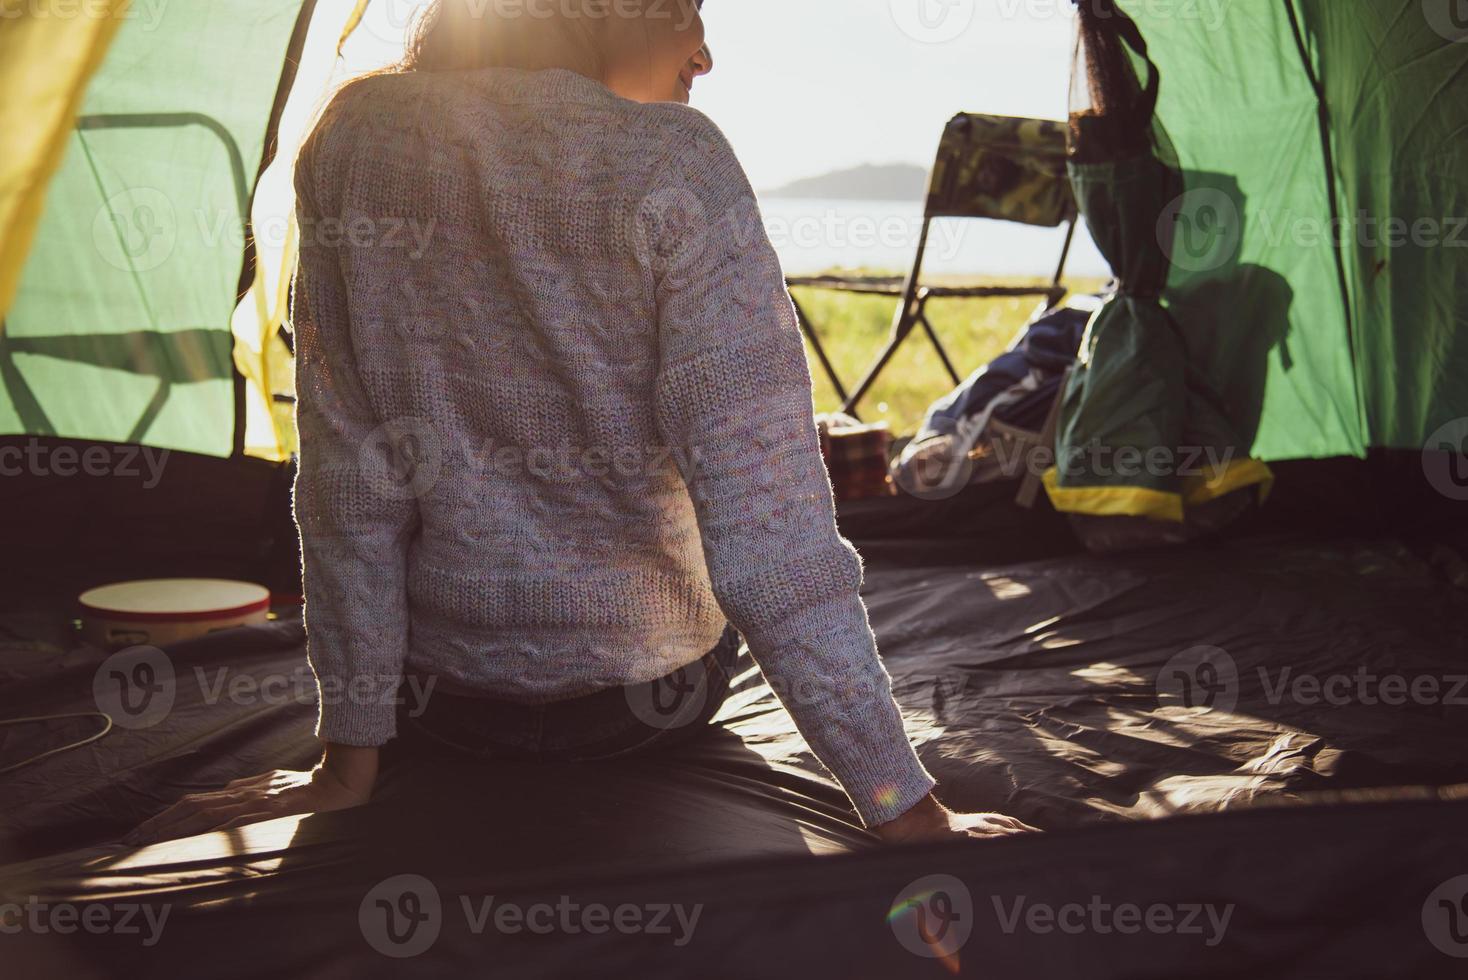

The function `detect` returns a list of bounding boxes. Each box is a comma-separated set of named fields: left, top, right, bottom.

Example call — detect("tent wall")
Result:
left=1297, top=0, right=1468, bottom=449
left=1123, top=0, right=1467, bottom=460
left=0, top=1, right=308, bottom=457
left=1122, top=0, right=1362, bottom=460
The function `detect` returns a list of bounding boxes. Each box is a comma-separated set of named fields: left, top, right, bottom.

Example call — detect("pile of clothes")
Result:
left=891, top=298, right=1098, bottom=498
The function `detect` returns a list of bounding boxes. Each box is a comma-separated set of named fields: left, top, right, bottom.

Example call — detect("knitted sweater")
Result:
left=290, top=67, right=935, bottom=827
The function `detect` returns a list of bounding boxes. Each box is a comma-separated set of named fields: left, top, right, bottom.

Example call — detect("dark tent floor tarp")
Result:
left=3, top=501, right=1467, bottom=976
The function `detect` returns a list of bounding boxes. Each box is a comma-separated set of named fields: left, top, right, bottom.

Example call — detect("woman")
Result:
left=127, top=0, right=1036, bottom=846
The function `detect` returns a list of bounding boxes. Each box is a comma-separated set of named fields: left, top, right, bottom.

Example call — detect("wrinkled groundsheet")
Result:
left=2, top=534, right=1467, bottom=977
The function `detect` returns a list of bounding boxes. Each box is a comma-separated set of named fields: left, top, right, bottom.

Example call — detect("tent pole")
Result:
left=1282, top=0, right=1366, bottom=449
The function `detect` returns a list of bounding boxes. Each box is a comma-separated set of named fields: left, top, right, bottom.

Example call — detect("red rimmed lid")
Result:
left=78, top=579, right=271, bottom=624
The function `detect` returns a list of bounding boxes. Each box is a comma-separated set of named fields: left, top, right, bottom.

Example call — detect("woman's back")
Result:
left=294, top=62, right=934, bottom=828
left=295, top=67, right=745, bottom=700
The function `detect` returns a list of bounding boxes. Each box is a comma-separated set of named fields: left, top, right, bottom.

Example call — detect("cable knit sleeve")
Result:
left=290, top=124, right=418, bottom=747
left=643, top=111, right=935, bottom=827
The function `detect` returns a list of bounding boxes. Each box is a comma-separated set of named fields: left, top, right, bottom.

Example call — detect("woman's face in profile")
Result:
left=601, top=0, right=714, bottom=104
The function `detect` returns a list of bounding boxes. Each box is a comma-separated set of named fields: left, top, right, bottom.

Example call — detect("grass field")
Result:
left=793, top=272, right=1107, bottom=437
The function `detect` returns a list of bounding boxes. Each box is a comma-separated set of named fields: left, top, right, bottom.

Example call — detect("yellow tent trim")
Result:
left=1043, top=455, right=1274, bottom=523
left=0, top=0, right=131, bottom=325
left=337, top=0, right=370, bottom=48
left=237, top=0, right=372, bottom=460
left=1041, top=468, right=1186, bottom=523
left=1182, top=457, right=1274, bottom=506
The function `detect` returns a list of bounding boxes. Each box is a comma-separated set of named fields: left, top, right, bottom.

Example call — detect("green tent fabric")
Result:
left=1133, top=0, right=1468, bottom=460
left=1295, top=0, right=1468, bottom=449
left=0, top=1, right=307, bottom=457
left=1045, top=0, right=1465, bottom=527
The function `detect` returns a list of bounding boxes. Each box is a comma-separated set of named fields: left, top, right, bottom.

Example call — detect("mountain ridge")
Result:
left=761, top=162, right=928, bottom=201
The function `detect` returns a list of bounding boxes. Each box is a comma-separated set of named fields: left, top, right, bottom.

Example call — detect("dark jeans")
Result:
left=396, top=627, right=742, bottom=762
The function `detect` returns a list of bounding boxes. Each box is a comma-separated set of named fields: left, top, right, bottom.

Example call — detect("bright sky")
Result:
left=696, top=0, right=1078, bottom=191
left=338, top=0, right=1080, bottom=191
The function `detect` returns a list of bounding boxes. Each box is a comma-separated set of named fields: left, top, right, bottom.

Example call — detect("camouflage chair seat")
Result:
left=926, top=113, right=1076, bottom=225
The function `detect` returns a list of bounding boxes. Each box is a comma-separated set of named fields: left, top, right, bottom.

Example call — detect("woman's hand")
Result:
left=124, top=743, right=378, bottom=846
left=874, top=793, right=1038, bottom=844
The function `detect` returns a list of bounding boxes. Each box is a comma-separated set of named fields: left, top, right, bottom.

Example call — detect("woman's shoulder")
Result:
left=314, top=71, right=420, bottom=135
left=296, top=71, right=445, bottom=191
left=299, top=72, right=405, bottom=160
left=629, top=101, right=747, bottom=190
left=633, top=97, right=723, bottom=137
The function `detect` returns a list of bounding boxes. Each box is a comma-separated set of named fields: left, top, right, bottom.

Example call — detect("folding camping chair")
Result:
left=789, top=113, right=1079, bottom=417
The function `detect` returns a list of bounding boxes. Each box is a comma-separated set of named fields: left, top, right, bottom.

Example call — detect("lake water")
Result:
left=759, top=197, right=1110, bottom=280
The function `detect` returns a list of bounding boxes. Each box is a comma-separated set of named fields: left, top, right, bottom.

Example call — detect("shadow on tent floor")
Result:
left=2, top=527, right=1467, bottom=975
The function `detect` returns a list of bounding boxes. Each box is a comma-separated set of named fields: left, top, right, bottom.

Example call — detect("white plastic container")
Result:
left=79, top=578, right=271, bottom=649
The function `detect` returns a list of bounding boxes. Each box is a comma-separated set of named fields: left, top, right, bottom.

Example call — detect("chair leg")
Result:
left=917, top=309, right=962, bottom=385
left=789, top=292, right=851, bottom=408
left=840, top=218, right=932, bottom=415
left=839, top=306, right=918, bottom=416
